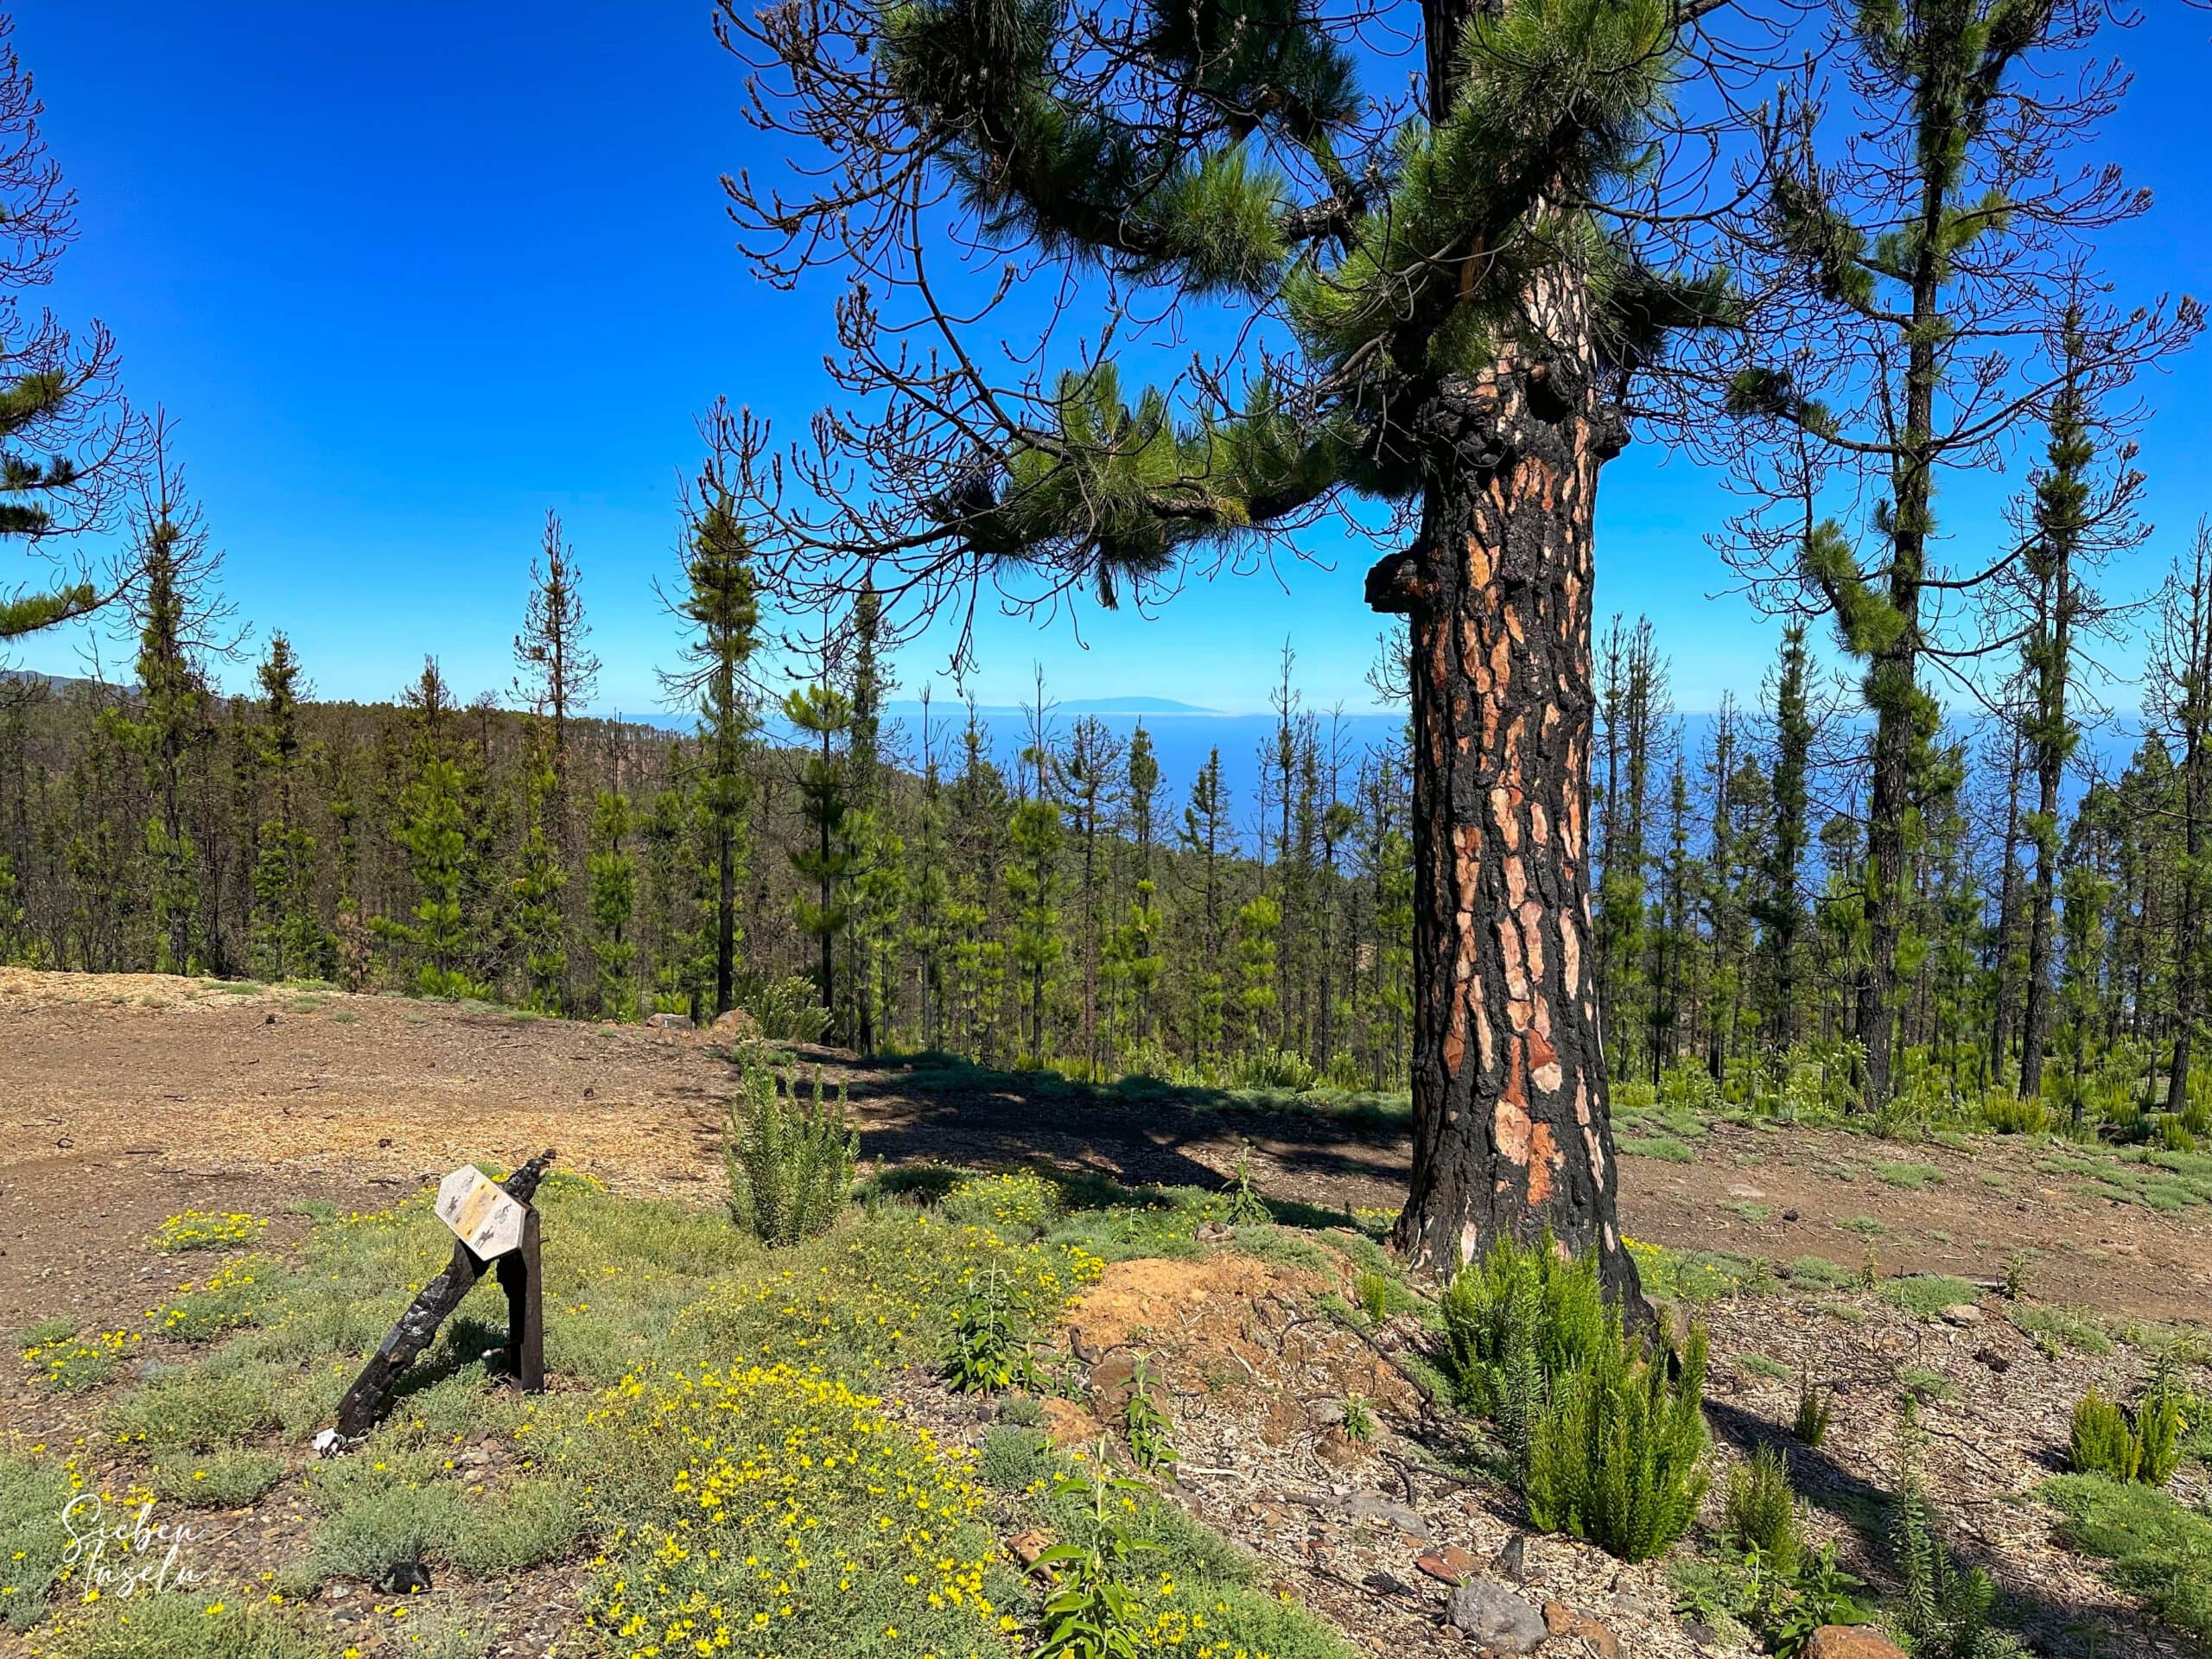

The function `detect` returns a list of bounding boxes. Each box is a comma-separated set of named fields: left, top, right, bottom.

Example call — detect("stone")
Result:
left=375, top=1559, right=433, bottom=1596
left=1974, top=1347, right=2011, bottom=1373
left=645, top=1012, right=692, bottom=1031
left=1416, top=1545, right=1482, bottom=1585
left=1494, top=1532, right=1529, bottom=1584
left=711, top=1007, right=760, bottom=1037
left=1006, top=1529, right=1053, bottom=1568
left=1446, top=1578, right=1548, bottom=1655
left=1345, top=1493, right=1432, bottom=1538
left=1941, top=1303, right=1983, bottom=1326
left=1089, top=1353, right=1141, bottom=1415
left=1542, top=1601, right=1620, bottom=1659
left=1801, top=1627, right=1909, bottom=1659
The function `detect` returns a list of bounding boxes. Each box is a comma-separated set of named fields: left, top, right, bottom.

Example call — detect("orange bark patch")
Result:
left=1528, top=1027, right=1561, bottom=1096
left=1528, top=1121, right=1557, bottom=1205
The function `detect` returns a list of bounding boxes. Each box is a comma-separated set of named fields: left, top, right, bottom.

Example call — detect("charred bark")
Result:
left=1380, top=353, right=1645, bottom=1315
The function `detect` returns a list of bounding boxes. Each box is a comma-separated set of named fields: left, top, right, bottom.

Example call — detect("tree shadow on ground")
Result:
left=828, top=1049, right=1414, bottom=1205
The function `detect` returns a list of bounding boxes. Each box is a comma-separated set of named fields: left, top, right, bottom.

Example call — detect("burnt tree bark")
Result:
left=1374, top=335, right=1644, bottom=1312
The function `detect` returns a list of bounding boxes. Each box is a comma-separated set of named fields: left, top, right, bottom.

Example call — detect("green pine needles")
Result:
left=1443, top=1233, right=1708, bottom=1561
left=721, top=1063, right=857, bottom=1246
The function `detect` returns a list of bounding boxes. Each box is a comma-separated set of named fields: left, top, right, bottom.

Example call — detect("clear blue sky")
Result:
left=8, top=2, right=2210, bottom=717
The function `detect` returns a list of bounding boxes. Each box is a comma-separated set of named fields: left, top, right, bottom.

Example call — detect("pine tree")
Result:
left=119, top=448, right=226, bottom=975
left=248, top=633, right=327, bottom=980
left=843, top=578, right=904, bottom=1052
left=2016, top=307, right=2143, bottom=1103
left=724, top=0, right=1777, bottom=1285
left=381, top=660, right=480, bottom=998
left=1179, top=747, right=1231, bottom=1071
left=587, top=788, right=638, bottom=1020
left=1007, top=677, right=1063, bottom=1069
left=663, top=475, right=762, bottom=1017
left=1758, top=622, right=1816, bottom=1049
left=0, top=19, right=142, bottom=643
left=785, top=665, right=856, bottom=1033
left=512, top=727, right=568, bottom=1012
left=1729, top=0, right=2197, bottom=1106
left=512, top=510, right=601, bottom=1006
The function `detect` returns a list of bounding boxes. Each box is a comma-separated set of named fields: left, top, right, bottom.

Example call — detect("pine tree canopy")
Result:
left=721, top=0, right=1735, bottom=625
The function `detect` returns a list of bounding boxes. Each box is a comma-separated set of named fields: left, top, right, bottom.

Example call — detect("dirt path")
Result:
left=3, top=969, right=2207, bottom=1347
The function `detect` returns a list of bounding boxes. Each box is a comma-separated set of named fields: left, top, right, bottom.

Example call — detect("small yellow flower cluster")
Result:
left=19, top=1327, right=140, bottom=1390
left=574, top=1363, right=1002, bottom=1659
left=1128, top=1573, right=1274, bottom=1659
left=149, top=1255, right=276, bottom=1340
left=942, top=1170, right=1060, bottom=1232
left=148, top=1210, right=269, bottom=1253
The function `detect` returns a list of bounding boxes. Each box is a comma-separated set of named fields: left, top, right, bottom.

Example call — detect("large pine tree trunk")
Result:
left=1373, top=346, right=1643, bottom=1309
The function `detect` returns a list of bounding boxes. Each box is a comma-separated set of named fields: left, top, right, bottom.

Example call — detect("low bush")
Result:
left=1894, top=1420, right=2017, bottom=1659
left=1440, top=1231, right=1608, bottom=1443
left=34, top=1594, right=338, bottom=1659
left=741, top=971, right=833, bottom=1042
left=977, top=1424, right=1054, bottom=1492
left=1525, top=1317, right=1709, bottom=1562
left=722, top=1063, right=856, bottom=1246
left=2069, top=1376, right=2184, bottom=1486
left=150, top=1211, right=269, bottom=1253
left=1723, top=1443, right=1802, bottom=1578
left=1444, top=1234, right=1709, bottom=1560
left=150, top=1447, right=286, bottom=1508
left=942, top=1168, right=1061, bottom=1237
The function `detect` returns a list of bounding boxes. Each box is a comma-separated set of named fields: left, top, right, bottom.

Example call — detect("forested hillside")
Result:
left=10, top=511, right=2212, bottom=1154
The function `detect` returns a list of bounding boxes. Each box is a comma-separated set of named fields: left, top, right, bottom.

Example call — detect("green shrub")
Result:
left=1792, top=1369, right=1833, bottom=1448
left=1723, top=1444, right=1802, bottom=1578
left=36, top=1594, right=338, bottom=1659
left=1894, top=1421, right=2012, bottom=1659
left=942, top=1264, right=1035, bottom=1393
left=977, top=1424, right=1054, bottom=1491
left=1525, top=1318, right=1709, bottom=1563
left=1979, top=1093, right=2050, bottom=1135
left=722, top=1063, right=856, bottom=1245
left=1126, top=1357, right=1175, bottom=1470
left=110, top=1360, right=282, bottom=1452
left=741, top=972, right=833, bottom=1042
left=1440, top=1231, right=1608, bottom=1452
left=1881, top=1275, right=1982, bottom=1320
left=1231, top=1048, right=1319, bottom=1092
left=2070, top=1376, right=2185, bottom=1486
left=941, top=1169, right=1060, bottom=1236
left=151, top=1447, right=286, bottom=1508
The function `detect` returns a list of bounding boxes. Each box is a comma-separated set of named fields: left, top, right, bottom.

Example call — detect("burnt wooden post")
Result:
left=325, top=1149, right=556, bottom=1447
left=495, top=1205, right=543, bottom=1393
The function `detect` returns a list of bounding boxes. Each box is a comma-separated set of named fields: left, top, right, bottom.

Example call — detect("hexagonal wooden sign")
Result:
left=435, top=1165, right=530, bottom=1259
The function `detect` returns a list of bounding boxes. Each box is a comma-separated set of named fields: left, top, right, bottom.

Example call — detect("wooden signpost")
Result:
left=322, top=1148, right=555, bottom=1449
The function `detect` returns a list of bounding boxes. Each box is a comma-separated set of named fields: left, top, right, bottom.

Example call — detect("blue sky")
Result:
left=7, top=1, right=2211, bottom=719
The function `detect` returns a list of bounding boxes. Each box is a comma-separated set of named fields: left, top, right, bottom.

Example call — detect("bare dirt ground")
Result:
left=5, top=967, right=2205, bottom=1342
left=3, top=969, right=2208, bottom=1659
